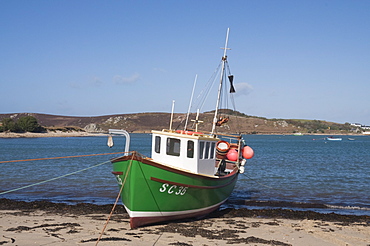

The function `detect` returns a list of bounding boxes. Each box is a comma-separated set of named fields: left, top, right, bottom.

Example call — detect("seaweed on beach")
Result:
left=80, top=237, right=131, bottom=243
left=6, top=223, right=81, bottom=232
left=158, top=221, right=292, bottom=246
left=0, top=198, right=127, bottom=215
left=1, top=198, right=369, bottom=225
left=212, top=207, right=370, bottom=225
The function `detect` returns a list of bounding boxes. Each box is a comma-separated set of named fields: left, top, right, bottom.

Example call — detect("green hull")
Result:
left=111, top=152, right=239, bottom=228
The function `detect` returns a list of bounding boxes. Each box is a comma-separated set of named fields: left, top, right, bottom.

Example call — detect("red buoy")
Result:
left=242, top=146, right=254, bottom=159
left=226, top=149, right=238, bottom=161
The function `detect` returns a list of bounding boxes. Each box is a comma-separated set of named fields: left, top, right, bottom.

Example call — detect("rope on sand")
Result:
left=95, top=153, right=135, bottom=246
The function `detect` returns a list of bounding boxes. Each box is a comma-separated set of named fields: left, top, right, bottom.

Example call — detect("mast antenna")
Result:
left=169, top=100, right=175, bottom=131
left=211, top=28, right=230, bottom=135
left=184, top=74, right=198, bottom=131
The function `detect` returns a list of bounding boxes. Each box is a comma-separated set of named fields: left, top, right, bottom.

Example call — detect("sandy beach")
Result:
left=0, top=199, right=369, bottom=246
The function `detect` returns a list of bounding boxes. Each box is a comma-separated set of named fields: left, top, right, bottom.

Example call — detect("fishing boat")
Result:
left=326, top=136, right=342, bottom=141
left=109, top=29, right=254, bottom=229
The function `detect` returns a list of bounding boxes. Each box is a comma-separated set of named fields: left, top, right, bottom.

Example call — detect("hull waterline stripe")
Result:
left=124, top=198, right=228, bottom=218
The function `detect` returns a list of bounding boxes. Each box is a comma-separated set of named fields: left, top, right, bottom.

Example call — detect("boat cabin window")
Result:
left=199, top=141, right=216, bottom=159
left=155, top=136, right=161, bottom=153
left=187, top=140, right=194, bottom=158
left=199, top=142, right=205, bottom=159
left=166, top=138, right=180, bottom=156
left=210, top=142, right=216, bottom=158
left=205, top=142, right=210, bottom=159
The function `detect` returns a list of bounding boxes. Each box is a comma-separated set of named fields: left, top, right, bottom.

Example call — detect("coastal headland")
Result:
left=0, top=112, right=364, bottom=137
left=0, top=198, right=369, bottom=246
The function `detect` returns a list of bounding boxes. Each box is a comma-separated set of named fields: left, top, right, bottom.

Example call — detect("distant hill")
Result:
left=0, top=112, right=355, bottom=135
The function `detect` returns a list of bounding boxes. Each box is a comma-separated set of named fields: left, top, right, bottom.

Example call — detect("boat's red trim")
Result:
left=129, top=203, right=222, bottom=229
left=150, top=174, right=238, bottom=189
left=111, top=171, right=123, bottom=175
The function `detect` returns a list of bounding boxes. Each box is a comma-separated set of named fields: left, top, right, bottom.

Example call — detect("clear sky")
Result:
left=1, top=0, right=369, bottom=125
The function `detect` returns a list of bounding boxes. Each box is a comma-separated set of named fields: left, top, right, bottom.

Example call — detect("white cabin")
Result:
left=151, top=130, right=219, bottom=176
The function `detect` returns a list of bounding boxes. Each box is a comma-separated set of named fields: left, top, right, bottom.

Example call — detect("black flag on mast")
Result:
left=228, top=75, right=236, bottom=93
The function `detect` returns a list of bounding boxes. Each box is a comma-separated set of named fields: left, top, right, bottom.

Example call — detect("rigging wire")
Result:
left=193, top=61, right=222, bottom=113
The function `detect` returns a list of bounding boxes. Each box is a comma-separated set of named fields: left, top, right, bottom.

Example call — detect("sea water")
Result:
left=0, top=134, right=369, bottom=216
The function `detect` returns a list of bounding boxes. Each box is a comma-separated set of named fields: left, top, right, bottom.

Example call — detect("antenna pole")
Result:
left=184, top=74, right=198, bottom=131
left=169, top=100, right=175, bottom=131
left=211, top=28, right=230, bottom=135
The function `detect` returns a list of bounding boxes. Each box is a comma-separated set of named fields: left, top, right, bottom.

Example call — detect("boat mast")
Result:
left=211, top=28, right=230, bottom=135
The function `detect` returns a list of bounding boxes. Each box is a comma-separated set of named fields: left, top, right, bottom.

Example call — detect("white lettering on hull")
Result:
left=159, top=183, right=187, bottom=195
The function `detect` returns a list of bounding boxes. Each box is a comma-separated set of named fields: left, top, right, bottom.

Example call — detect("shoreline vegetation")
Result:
left=0, top=198, right=369, bottom=245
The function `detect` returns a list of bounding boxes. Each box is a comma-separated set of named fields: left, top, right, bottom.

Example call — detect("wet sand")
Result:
left=0, top=199, right=369, bottom=245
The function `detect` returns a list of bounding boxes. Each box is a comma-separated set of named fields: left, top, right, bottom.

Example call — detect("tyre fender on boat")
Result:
left=216, top=140, right=230, bottom=158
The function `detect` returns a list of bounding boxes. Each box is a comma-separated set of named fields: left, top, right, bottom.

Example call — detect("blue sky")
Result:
left=1, top=0, right=369, bottom=125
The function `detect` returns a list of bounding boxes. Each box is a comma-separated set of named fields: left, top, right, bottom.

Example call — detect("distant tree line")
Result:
left=0, top=116, right=45, bottom=133
left=286, top=119, right=352, bottom=133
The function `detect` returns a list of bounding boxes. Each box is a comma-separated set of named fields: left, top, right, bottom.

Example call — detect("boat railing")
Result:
left=184, top=128, right=242, bottom=141
left=108, top=129, right=131, bottom=156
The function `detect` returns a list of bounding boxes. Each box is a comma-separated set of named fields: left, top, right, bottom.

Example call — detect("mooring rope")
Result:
left=0, top=159, right=116, bottom=195
left=95, top=153, right=135, bottom=246
left=241, top=173, right=275, bottom=189
left=0, top=152, right=126, bottom=164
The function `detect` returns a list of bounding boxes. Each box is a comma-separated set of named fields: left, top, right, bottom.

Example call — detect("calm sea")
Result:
left=0, top=134, right=369, bottom=216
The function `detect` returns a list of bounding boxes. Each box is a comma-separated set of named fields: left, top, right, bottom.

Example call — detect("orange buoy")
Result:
left=226, top=149, right=238, bottom=161
left=242, top=146, right=254, bottom=159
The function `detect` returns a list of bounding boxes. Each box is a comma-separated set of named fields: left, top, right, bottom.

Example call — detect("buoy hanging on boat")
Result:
left=242, top=146, right=254, bottom=159
left=107, top=135, right=114, bottom=148
left=226, top=149, right=238, bottom=162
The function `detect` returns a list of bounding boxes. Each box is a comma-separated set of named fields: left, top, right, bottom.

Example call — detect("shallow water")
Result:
left=0, top=134, right=369, bottom=216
